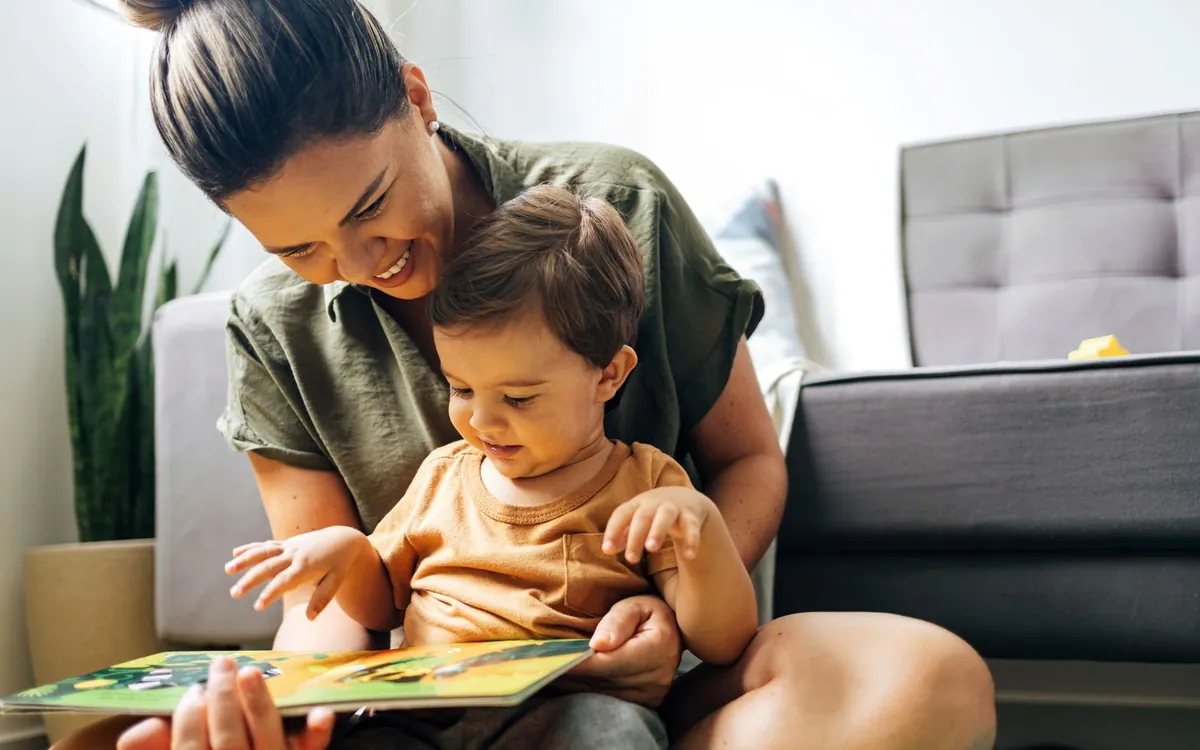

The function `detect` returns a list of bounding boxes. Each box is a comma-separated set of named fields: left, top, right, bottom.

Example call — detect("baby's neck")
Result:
left=481, top=436, right=615, bottom=508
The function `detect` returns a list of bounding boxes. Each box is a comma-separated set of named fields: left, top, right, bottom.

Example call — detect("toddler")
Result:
left=226, top=184, right=757, bottom=667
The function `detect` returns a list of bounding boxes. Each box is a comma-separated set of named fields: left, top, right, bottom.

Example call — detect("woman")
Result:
left=64, top=0, right=997, bottom=748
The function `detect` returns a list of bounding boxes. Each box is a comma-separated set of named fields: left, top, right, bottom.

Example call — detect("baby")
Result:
left=226, top=184, right=757, bottom=666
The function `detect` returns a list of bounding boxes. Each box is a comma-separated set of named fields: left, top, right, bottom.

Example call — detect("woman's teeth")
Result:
left=375, top=248, right=411, bottom=280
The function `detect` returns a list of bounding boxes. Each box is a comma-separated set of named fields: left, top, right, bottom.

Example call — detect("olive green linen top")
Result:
left=217, top=126, right=763, bottom=533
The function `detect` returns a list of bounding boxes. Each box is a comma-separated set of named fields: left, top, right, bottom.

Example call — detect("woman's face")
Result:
left=224, top=74, right=455, bottom=300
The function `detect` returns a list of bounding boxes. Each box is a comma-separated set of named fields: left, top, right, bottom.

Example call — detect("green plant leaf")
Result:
left=157, top=259, right=178, bottom=309
left=53, top=147, right=85, bottom=330
left=131, top=338, right=156, bottom=539
left=76, top=206, right=117, bottom=542
left=53, top=147, right=93, bottom=540
left=114, top=171, right=157, bottom=360
left=191, top=218, right=231, bottom=295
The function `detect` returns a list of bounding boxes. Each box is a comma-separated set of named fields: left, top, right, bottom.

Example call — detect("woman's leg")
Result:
left=484, top=694, right=668, bottom=750
left=663, top=612, right=996, bottom=750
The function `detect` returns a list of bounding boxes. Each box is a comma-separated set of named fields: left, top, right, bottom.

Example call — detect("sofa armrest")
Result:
left=153, top=292, right=281, bottom=646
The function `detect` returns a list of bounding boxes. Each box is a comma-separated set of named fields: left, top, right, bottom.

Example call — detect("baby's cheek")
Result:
left=447, top=401, right=472, bottom=436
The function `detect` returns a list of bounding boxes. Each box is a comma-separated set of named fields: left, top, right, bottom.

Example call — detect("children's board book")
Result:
left=0, top=639, right=592, bottom=717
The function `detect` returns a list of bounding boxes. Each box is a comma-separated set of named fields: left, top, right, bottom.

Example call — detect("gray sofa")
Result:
left=153, top=111, right=1200, bottom=667
left=775, top=110, right=1200, bottom=663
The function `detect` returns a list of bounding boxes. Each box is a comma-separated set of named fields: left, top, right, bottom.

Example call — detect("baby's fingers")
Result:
left=225, top=542, right=282, bottom=575
left=255, top=562, right=306, bottom=612
left=674, top=512, right=702, bottom=561
left=623, top=504, right=660, bottom=565
left=602, top=502, right=637, bottom=554
left=229, top=554, right=290, bottom=600
left=644, top=504, right=679, bottom=554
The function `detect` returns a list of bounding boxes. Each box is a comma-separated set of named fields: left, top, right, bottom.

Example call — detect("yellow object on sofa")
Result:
left=1067, top=335, right=1129, bottom=360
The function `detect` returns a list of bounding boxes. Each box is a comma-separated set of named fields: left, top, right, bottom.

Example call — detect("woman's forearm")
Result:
left=706, top=451, right=787, bottom=571
left=273, top=590, right=380, bottom=651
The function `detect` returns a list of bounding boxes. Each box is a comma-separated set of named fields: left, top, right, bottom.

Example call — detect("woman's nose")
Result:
left=335, top=235, right=387, bottom=284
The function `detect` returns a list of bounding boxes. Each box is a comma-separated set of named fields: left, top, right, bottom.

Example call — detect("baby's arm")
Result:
left=227, top=526, right=404, bottom=632
left=602, top=464, right=758, bottom=665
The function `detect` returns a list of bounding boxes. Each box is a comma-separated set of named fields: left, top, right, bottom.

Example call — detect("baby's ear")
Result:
left=596, top=345, right=638, bottom=403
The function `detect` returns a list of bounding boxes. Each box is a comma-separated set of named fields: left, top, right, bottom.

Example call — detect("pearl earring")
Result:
left=428, top=120, right=441, bottom=134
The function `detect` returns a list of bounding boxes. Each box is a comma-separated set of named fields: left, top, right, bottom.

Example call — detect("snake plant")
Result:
left=54, top=144, right=228, bottom=542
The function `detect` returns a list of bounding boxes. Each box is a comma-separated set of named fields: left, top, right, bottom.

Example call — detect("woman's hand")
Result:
left=556, top=594, right=682, bottom=707
left=117, top=656, right=335, bottom=750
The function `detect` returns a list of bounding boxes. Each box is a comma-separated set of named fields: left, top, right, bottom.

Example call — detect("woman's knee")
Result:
left=747, top=612, right=996, bottom=748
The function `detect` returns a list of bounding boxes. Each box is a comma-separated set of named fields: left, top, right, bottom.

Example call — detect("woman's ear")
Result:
left=401, top=63, right=437, bottom=124
left=596, top=346, right=638, bottom=403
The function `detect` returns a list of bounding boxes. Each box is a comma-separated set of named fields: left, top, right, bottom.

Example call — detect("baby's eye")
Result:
left=449, top=386, right=473, bottom=399
left=504, top=395, right=535, bottom=408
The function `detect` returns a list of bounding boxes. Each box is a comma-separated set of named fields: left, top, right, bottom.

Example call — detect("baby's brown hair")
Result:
left=429, top=184, right=645, bottom=368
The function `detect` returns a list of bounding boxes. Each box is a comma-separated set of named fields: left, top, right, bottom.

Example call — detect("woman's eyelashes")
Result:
left=282, top=244, right=315, bottom=259
left=355, top=190, right=390, bottom=221
left=448, top=386, right=536, bottom=408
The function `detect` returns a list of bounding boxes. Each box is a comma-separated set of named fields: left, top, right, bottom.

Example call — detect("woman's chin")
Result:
left=375, top=274, right=435, bottom=301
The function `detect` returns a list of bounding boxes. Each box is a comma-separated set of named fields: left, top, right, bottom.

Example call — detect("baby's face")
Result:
left=434, top=310, right=609, bottom=480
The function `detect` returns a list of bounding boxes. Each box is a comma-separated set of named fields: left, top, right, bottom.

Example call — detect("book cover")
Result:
left=0, top=639, right=592, bottom=717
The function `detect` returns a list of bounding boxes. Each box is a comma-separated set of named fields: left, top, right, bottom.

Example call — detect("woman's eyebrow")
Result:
left=337, top=168, right=389, bottom=226
left=262, top=168, right=389, bottom=255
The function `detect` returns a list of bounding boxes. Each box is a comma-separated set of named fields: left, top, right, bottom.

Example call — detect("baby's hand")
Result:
left=225, top=526, right=370, bottom=618
left=602, top=487, right=716, bottom=564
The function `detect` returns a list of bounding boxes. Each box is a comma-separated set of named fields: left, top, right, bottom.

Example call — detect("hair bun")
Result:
left=119, top=0, right=194, bottom=32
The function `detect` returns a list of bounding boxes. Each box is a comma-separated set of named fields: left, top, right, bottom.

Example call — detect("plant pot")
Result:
left=24, top=539, right=168, bottom=746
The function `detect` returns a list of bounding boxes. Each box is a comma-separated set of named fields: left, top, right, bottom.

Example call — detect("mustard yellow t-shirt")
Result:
left=368, top=440, right=688, bottom=645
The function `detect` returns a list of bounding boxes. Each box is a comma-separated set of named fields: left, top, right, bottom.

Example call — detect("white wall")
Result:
left=0, top=2, right=258, bottom=741
left=379, top=0, right=1200, bottom=371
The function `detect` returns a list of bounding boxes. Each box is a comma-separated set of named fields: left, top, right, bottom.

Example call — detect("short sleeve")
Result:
left=653, top=168, right=765, bottom=434
left=215, top=291, right=333, bottom=471
left=368, top=452, right=442, bottom=610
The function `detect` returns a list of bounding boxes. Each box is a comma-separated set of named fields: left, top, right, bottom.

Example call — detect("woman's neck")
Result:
left=437, top=135, right=495, bottom=255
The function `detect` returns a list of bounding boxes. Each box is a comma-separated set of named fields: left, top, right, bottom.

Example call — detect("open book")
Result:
left=0, top=639, right=592, bottom=717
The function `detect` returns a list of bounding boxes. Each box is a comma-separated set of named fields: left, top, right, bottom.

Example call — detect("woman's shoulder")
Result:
left=227, top=259, right=341, bottom=341
left=505, top=137, right=674, bottom=201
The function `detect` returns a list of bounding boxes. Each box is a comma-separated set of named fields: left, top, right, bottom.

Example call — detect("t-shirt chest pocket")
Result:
left=562, top=533, right=654, bottom=618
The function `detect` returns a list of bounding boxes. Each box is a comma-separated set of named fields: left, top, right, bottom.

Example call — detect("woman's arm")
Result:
left=247, top=453, right=385, bottom=651
left=688, top=337, right=788, bottom=571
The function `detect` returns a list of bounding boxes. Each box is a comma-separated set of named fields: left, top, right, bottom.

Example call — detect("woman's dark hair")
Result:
left=120, top=0, right=409, bottom=202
